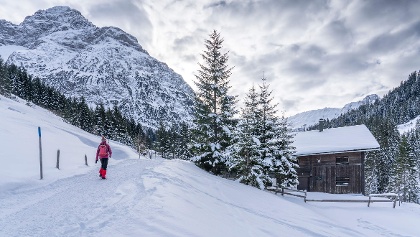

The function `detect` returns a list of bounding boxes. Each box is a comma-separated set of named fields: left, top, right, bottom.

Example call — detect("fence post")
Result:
left=281, top=188, right=284, bottom=196
left=56, top=149, right=60, bottom=169
left=38, top=127, right=43, bottom=180
left=85, top=155, right=88, bottom=166
left=368, top=196, right=371, bottom=207
left=398, top=194, right=401, bottom=206
left=304, top=190, right=307, bottom=203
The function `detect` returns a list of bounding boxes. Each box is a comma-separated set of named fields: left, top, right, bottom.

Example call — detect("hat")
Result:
left=101, top=136, right=106, bottom=141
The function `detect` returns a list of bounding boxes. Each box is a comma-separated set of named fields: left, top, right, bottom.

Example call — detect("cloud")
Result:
left=86, top=0, right=153, bottom=48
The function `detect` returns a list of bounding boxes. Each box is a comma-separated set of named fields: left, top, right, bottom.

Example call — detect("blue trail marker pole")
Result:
left=38, top=127, right=43, bottom=180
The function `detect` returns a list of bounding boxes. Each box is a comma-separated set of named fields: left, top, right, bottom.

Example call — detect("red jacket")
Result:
left=96, top=141, right=112, bottom=160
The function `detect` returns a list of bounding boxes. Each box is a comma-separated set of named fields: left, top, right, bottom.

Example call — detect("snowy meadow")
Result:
left=0, top=94, right=419, bottom=237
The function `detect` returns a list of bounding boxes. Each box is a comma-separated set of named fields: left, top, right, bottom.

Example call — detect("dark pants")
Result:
left=100, top=158, right=109, bottom=170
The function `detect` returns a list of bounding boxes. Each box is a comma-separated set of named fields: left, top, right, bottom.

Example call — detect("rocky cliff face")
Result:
left=0, top=6, right=195, bottom=129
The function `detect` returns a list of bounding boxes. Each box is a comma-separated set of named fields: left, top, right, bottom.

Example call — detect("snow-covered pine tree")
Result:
left=229, top=85, right=269, bottom=188
left=177, top=122, right=193, bottom=160
left=191, top=30, right=237, bottom=175
left=168, top=125, right=179, bottom=159
left=156, top=122, right=169, bottom=158
left=78, top=97, right=93, bottom=133
left=0, top=58, right=11, bottom=97
left=257, top=77, right=297, bottom=188
left=407, top=129, right=420, bottom=204
left=94, top=103, right=107, bottom=136
left=364, top=117, right=400, bottom=194
left=389, top=135, right=419, bottom=202
left=110, top=106, right=127, bottom=143
left=272, top=113, right=298, bottom=188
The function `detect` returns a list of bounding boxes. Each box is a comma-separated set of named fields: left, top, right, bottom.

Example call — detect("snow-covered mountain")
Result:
left=288, top=94, right=379, bottom=130
left=0, top=6, right=195, bottom=129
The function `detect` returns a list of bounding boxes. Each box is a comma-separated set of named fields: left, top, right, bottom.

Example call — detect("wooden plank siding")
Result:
left=296, top=152, right=365, bottom=194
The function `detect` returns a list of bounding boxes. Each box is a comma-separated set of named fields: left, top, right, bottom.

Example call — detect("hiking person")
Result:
left=96, top=136, right=112, bottom=179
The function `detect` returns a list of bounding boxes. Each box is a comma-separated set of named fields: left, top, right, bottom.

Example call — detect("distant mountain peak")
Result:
left=288, top=94, right=379, bottom=130
left=22, top=6, right=94, bottom=30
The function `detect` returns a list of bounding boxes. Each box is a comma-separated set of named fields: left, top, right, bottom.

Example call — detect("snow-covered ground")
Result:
left=1, top=94, right=419, bottom=237
left=397, top=115, right=420, bottom=134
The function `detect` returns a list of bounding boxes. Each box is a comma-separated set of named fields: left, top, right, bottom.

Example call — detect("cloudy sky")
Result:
left=1, top=0, right=420, bottom=116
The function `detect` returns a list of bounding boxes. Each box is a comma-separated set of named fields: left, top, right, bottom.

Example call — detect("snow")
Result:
left=397, top=115, right=420, bottom=134
left=1, top=94, right=420, bottom=237
left=294, top=125, right=380, bottom=156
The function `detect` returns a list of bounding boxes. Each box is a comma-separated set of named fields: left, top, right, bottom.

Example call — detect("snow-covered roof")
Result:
left=293, top=124, right=380, bottom=156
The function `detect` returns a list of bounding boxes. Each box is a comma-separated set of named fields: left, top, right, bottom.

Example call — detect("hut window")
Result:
left=336, top=177, right=350, bottom=186
left=336, top=156, right=349, bottom=165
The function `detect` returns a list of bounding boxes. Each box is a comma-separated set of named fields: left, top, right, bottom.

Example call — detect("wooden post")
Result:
left=281, top=188, right=284, bottom=196
left=368, top=196, right=371, bottom=207
left=38, top=127, right=43, bottom=180
left=56, top=149, right=60, bottom=169
left=85, top=155, right=88, bottom=166
left=398, top=194, right=401, bottom=206
left=304, top=190, right=307, bottom=203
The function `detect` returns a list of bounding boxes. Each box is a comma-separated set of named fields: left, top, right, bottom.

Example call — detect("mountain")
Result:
left=288, top=94, right=379, bottom=130
left=0, top=6, right=195, bottom=129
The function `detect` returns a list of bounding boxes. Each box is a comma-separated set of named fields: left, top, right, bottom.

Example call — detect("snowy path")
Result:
left=0, top=159, right=161, bottom=237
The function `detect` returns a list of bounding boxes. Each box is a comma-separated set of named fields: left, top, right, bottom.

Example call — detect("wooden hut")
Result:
left=293, top=123, right=379, bottom=194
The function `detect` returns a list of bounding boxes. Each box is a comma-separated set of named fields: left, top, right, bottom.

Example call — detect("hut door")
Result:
left=298, top=176, right=309, bottom=191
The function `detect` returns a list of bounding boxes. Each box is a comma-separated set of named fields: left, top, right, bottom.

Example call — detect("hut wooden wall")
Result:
left=296, top=152, right=365, bottom=194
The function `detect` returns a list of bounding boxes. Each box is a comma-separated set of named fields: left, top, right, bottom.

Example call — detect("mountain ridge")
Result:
left=288, top=94, right=380, bottom=130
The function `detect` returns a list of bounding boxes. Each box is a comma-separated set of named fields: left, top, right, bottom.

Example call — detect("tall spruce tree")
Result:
left=273, top=113, right=298, bottom=188
left=230, top=85, right=267, bottom=188
left=257, top=77, right=297, bottom=188
left=230, top=78, right=298, bottom=189
left=191, top=30, right=237, bottom=175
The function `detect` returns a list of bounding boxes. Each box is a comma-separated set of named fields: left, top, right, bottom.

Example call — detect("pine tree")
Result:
left=168, top=125, right=179, bottom=159
left=178, top=122, right=193, bottom=160
left=0, top=58, right=11, bottom=97
left=364, top=117, right=400, bottom=194
left=110, top=106, right=127, bottom=143
left=103, top=108, right=113, bottom=139
left=272, top=114, right=298, bottom=188
left=257, top=77, right=297, bottom=188
left=230, top=85, right=266, bottom=188
left=389, top=135, right=419, bottom=202
left=156, top=122, right=169, bottom=158
left=78, top=97, right=93, bottom=132
left=191, top=30, right=237, bottom=175
left=0, top=59, right=11, bottom=97
left=230, top=78, right=298, bottom=189
left=94, top=103, right=107, bottom=136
